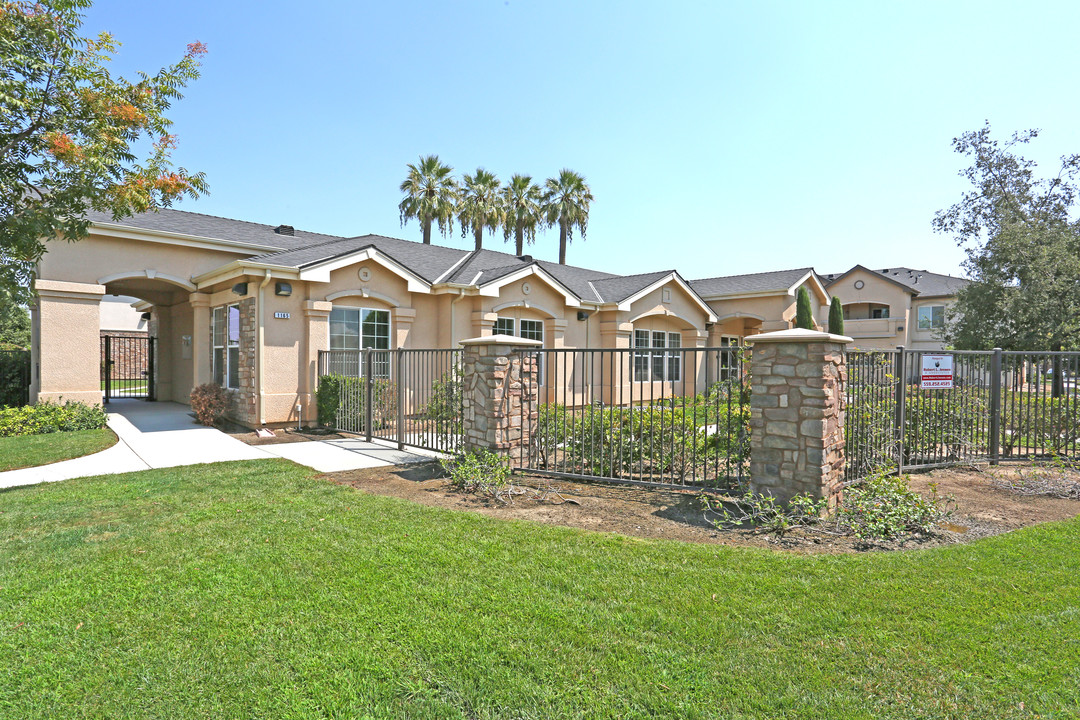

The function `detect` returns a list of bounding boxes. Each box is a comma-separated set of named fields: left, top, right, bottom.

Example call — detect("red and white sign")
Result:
left=921, top=354, right=954, bottom=389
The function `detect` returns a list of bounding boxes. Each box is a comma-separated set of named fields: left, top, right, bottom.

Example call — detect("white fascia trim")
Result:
left=192, top=261, right=300, bottom=289
left=616, top=273, right=718, bottom=322
left=298, top=247, right=430, bottom=292
left=785, top=271, right=830, bottom=302
left=88, top=222, right=281, bottom=254
left=476, top=265, right=583, bottom=307
left=586, top=281, right=603, bottom=303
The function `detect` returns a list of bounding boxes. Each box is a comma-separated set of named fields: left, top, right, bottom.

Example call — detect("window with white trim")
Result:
left=634, top=329, right=681, bottom=381
left=497, top=316, right=545, bottom=382
left=917, top=305, right=944, bottom=330
left=212, top=303, right=241, bottom=389
left=494, top=317, right=515, bottom=336
left=719, top=336, right=740, bottom=381
left=330, top=306, right=392, bottom=378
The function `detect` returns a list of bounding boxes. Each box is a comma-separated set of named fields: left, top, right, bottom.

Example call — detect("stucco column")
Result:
left=460, top=335, right=542, bottom=465
left=189, top=293, right=212, bottom=388
left=745, top=329, right=852, bottom=505
left=32, top=279, right=105, bottom=406
left=302, top=300, right=331, bottom=426
left=599, top=316, right=633, bottom=405
left=472, top=310, right=497, bottom=337
left=392, top=307, right=416, bottom=348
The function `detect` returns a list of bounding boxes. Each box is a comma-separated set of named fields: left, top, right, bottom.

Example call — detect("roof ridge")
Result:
left=121, top=206, right=345, bottom=239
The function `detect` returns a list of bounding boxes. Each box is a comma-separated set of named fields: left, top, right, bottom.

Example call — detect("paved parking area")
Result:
left=0, top=400, right=437, bottom=490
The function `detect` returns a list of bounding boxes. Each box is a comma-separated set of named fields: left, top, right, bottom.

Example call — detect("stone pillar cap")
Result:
left=744, top=328, right=853, bottom=345
left=459, top=334, right=543, bottom=347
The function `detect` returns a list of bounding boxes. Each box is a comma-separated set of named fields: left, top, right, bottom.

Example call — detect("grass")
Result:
left=0, top=459, right=1078, bottom=719
left=0, top=428, right=117, bottom=472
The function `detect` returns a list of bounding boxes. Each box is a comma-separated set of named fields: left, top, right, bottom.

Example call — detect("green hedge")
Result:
left=316, top=375, right=396, bottom=431
left=0, top=400, right=108, bottom=437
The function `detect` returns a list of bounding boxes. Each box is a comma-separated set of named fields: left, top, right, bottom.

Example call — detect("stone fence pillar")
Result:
left=459, top=335, right=542, bottom=463
left=745, top=329, right=852, bottom=504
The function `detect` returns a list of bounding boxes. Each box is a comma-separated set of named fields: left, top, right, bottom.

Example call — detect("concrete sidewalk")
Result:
left=0, top=400, right=438, bottom=490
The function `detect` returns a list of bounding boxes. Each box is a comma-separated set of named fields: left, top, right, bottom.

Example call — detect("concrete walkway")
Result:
left=0, top=400, right=438, bottom=490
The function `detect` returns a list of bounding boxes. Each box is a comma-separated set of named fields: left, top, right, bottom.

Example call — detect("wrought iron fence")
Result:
left=101, top=335, right=155, bottom=401
left=317, top=348, right=462, bottom=454
left=844, top=347, right=1080, bottom=480
left=515, top=346, right=750, bottom=490
left=0, top=349, right=30, bottom=407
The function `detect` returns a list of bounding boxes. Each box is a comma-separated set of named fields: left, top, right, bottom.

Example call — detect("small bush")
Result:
left=0, top=399, right=107, bottom=437
left=440, top=450, right=512, bottom=500
left=316, top=375, right=396, bottom=430
left=704, top=470, right=953, bottom=541
left=422, top=371, right=462, bottom=424
left=190, top=384, right=230, bottom=426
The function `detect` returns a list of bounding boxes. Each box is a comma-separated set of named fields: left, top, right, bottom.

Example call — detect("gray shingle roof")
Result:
left=688, top=268, right=817, bottom=298
left=822, top=267, right=969, bottom=297
left=85, top=207, right=341, bottom=251
left=590, top=270, right=673, bottom=304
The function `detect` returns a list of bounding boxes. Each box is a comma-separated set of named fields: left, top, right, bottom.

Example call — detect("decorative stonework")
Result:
left=746, top=329, right=851, bottom=505
left=460, top=335, right=542, bottom=464
left=208, top=297, right=257, bottom=426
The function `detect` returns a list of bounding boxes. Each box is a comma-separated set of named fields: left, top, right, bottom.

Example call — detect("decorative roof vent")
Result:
left=274, top=225, right=295, bottom=236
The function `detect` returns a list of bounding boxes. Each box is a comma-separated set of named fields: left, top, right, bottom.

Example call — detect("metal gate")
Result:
left=101, top=335, right=155, bottom=402
left=317, top=348, right=462, bottom=454
left=844, top=347, right=1080, bottom=480
left=515, top=347, right=750, bottom=490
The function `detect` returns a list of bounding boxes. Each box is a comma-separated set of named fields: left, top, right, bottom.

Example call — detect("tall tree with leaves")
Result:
left=795, top=286, right=814, bottom=330
left=398, top=155, right=458, bottom=245
left=0, top=287, right=30, bottom=348
left=457, top=168, right=502, bottom=251
left=933, top=123, right=1080, bottom=360
left=543, top=169, right=593, bottom=265
left=1, top=0, right=208, bottom=301
left=501, top=174, right=543, bottom=256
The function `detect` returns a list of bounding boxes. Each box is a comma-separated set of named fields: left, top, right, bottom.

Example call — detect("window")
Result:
left=918, top=305, right=944, bottom=330
left=871, top=306, right=890, bottom=319
left=634, top=329, right=681, bottom=381
left=719, top=336, right=740, bottom=381
left=494, top=317, right=515, bottom=336
left=330, top=306, right=392, bottom=378
left=212, top=303, right=241, bottom=389
left=330, top=307, right=391, bottom=350
left=519, top=319, right=543, bottom=342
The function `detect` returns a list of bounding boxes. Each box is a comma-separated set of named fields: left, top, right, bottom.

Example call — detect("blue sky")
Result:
left=83, top=0, right=1080, bottom=279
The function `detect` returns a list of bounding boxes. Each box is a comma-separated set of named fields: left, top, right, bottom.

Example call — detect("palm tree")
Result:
left=457, top=168, right=502, bottom=251
left=501, top=174, right=543, bottom=257
left=542, top=169, right=593, bottom=265
left=398, top=155, right=458, bottom=244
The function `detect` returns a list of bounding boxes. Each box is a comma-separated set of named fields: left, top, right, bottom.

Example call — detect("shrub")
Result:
left=0, top=349, right=30, bottom=407
left=422, top=370, right=462, bottom=425
left=828, top=296, right=844, bottom=335
left=190, top=383, right=230, bottom=426
left=795, top=286, right=814, bottom=330
left=440, top=450, right=513, bottom=501
left=0, top=399, right=107, bottom=437
left=316, top=375, right=396, bottom=430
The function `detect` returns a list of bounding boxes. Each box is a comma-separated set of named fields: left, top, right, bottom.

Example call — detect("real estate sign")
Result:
left=920, top=354, right=954, bottom=389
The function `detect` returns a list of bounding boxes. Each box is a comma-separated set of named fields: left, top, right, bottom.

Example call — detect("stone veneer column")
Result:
left=745, top=329, right=852, bottom=505
left=459, top=335, right=542, bottom=464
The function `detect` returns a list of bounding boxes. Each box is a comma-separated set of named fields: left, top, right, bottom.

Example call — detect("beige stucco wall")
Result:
left=827, top=268, right=955, bottom=351
left=32, top=280, right=105, bottom=406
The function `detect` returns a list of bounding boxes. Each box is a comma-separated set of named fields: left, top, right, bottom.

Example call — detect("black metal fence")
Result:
left=515, top=347, right=750, bottom=490
left=845, top=347, right=1080, bottom=480
left=101, top=335, right=155, bottom=402
left=0, top=349, right=31, bottom=407
left=317, top=348, right=462, bottom=454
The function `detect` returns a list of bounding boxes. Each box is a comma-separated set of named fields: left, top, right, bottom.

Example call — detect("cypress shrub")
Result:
left=795, top=286, right=814, bottom=329
left=828, top=296, right=845, bottom=335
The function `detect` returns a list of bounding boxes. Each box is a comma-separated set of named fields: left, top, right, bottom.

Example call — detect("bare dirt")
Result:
left=223, top=424, right=349, bottom=446
left=325, top=462, right=1080, bottom=554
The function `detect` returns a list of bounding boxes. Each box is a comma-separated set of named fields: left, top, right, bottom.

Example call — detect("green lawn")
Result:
left=0, top=428, right=117, bottom=472
left=1, top=460, right=1078, bottom=719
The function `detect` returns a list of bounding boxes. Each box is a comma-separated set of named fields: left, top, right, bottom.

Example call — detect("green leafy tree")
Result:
left=1, top=0, right=208, bottom=300
left=933, top=123, right=1080, bottom=358
left=398, top=154, right=458, bottom=245
left=501, top=174, right=543, bottom=256
left=828, top=296, right=844, bottom=335
left=543, top=169, right=593, bottom=265
left=0, top=287, right=31, bottom=348
left=457, top=168, right=502, bottom=251
left=795, top=286, right=814, bottom=329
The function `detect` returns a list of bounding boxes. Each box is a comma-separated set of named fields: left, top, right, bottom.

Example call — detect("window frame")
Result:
left=211, top=303, right=241, bottom=389
left=917, top=305, right=945, bottom=330
left=328, top=305, right=394, bottom=379
left=633, top=329, right=682, bottom=382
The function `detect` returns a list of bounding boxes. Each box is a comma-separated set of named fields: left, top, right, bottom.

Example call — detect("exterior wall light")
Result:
left=275, top=282, right=292, bottom=297
left=232, top=282, right=248, bottom=296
